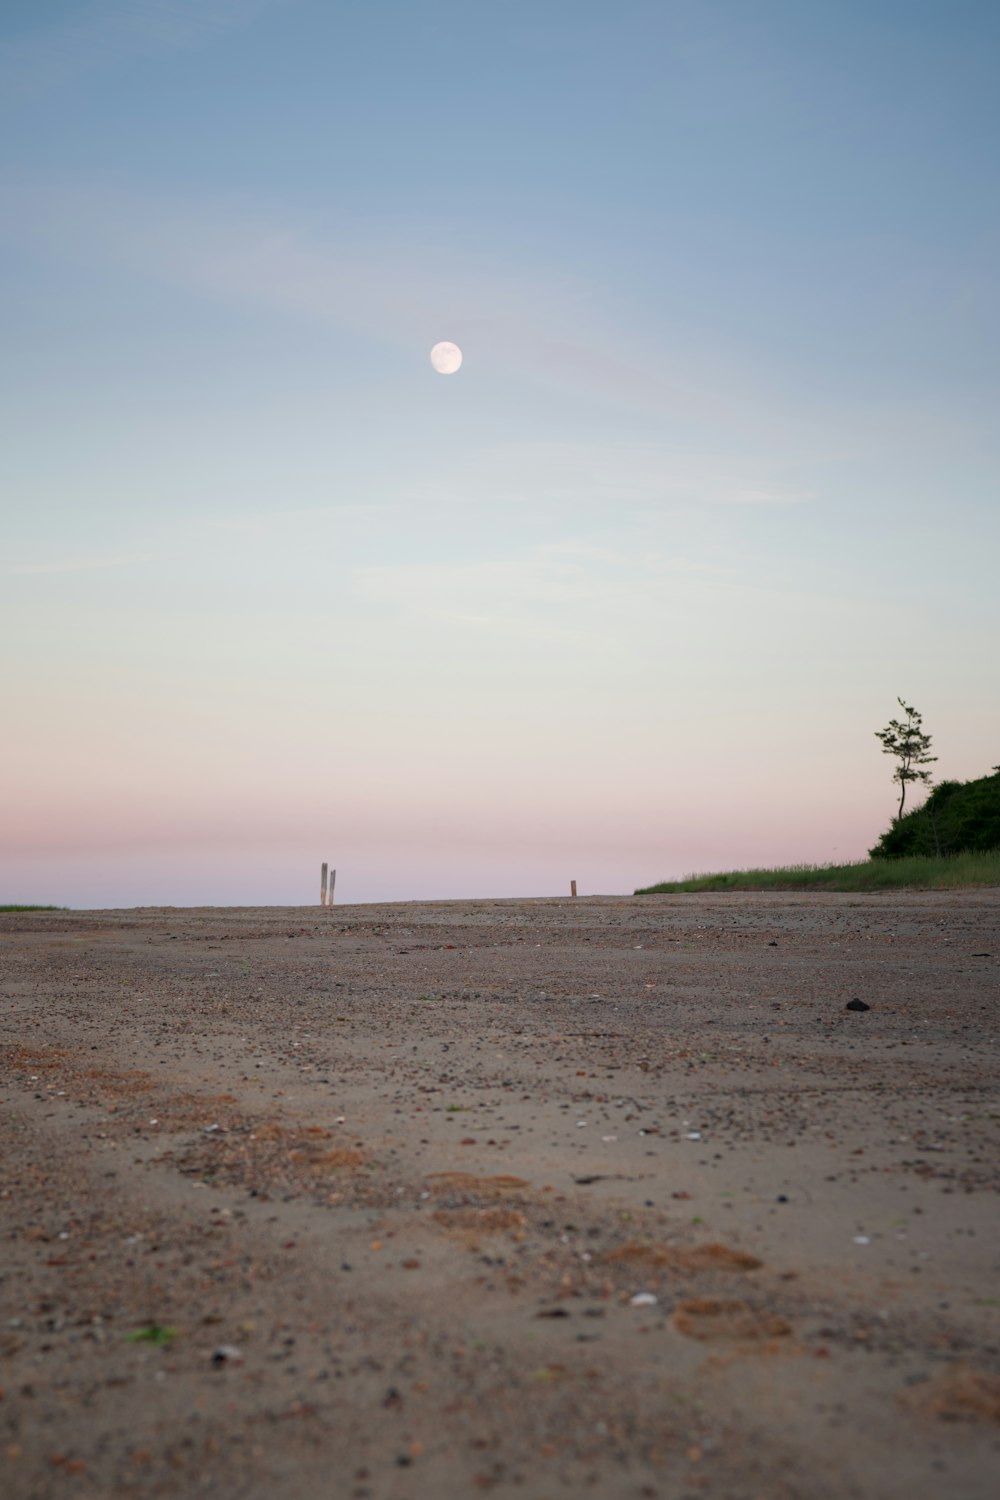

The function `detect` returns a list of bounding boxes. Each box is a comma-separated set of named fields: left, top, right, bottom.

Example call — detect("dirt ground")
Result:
left=1, top=891, right=999, bottom=1500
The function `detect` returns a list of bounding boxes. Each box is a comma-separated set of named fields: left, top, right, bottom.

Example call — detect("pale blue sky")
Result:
left=2, top=1, right=998, bottom=905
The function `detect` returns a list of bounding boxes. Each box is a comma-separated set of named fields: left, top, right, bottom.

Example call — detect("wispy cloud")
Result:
left=396, top=440, right=812, bottom=512
left=0, top=176, right=592, bottom=358
left=6, top=554, right=149, bottom=576
left=351, top=533, right=873, bottom=658
left=354, top=544, right=621, bottom=641
left=0, top=0, right=285, bottom=104
left=350, top=538, right=751, bottom=647
left=0, top=174, right=821, bottom=449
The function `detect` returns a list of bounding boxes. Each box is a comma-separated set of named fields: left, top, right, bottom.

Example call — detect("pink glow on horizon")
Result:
left=2, top=801, right=885, bottom=909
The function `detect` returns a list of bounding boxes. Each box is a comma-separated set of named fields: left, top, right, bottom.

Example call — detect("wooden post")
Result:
left=320, top=862, right=328, bottom=907
left=570, top=879, right=577, bottom=898
left=329, top=868, right=336, bottom=905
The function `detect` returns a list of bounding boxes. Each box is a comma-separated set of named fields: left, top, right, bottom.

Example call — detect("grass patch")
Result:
left=124, top=1324, right=178, bottom=1346
left=0, top=904, right=66, bottom=912
left=635, top=851, right=1000, bottom=894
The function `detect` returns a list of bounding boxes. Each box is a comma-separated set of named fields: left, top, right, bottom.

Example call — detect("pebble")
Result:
left=211, top=1345, right=244, bottom=1366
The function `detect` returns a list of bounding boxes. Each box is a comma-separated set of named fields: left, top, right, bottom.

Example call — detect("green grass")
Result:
left=635, top=851, right=1000, bottom=894
left=124, top=1324, right=178, bottom=1346
left=0, top=904, right=65, bottom=912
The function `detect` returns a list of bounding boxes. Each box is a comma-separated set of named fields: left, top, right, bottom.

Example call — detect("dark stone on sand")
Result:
left=846, top=998, right=871, bottom=1012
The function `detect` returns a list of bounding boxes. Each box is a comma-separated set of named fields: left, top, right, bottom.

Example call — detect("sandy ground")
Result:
left=1, top=891, right=999, bottom=1500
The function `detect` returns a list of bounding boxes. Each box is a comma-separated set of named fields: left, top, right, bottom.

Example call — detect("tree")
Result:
left=875, top=698, right=937, bottom=819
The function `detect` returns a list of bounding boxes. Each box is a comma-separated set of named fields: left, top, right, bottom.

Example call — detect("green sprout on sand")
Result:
left=125, top=1323, right=178, bottom=1345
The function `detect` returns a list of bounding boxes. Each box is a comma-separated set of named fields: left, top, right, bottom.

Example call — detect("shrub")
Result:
left=870, top=769, right=1000, bottom=858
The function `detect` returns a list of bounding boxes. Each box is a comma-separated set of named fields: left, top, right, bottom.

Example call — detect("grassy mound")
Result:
left=635, top=851, right=1000, bottom=894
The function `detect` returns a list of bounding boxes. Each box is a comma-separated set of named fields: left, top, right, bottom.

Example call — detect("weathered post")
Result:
left=329, top=868, right=336, bottom=905
left=571, top=879, right=577, bottom=898
left=320, top=862, right=328, bottom=907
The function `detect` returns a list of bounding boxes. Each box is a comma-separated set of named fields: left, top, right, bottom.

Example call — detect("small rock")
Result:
left=845, top=999, right=870, bottom=1012
left=211, top=1345, right=243, bottom=1366
left=629, top=1292, right=657, bottom=1307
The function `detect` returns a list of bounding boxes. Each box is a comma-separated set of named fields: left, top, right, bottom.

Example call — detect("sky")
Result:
left=2, top=0, right=999, bottom=908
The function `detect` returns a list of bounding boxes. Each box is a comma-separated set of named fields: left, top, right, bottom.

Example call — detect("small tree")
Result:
left=875, top=698, right=937, bottom=819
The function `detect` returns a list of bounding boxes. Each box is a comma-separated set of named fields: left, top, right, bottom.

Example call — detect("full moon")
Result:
left=430, top=340, right=463, bottom=375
